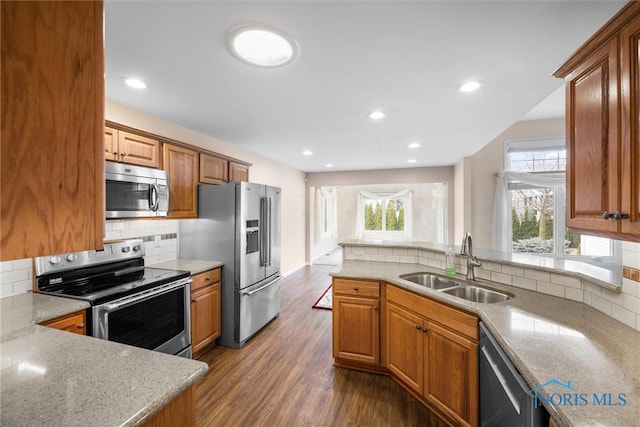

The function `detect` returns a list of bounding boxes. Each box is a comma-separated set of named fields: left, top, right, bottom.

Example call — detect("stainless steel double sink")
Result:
left=399, top=272, right=513, bottom=304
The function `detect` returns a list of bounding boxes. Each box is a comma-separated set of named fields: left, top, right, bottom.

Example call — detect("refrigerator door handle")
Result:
left=260, top=197, right=268, bottom=266
left=267, top=197, right=272, bottom=266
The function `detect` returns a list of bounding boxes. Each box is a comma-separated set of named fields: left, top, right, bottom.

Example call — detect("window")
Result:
left=358, top=190, right=412, bottom=240
left=503, top=138, right=619, bottom=259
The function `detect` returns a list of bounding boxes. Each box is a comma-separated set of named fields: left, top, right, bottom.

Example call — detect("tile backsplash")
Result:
left=0, top=219, right=180, bottom=298
left=344, top=241, right=640, bottom=332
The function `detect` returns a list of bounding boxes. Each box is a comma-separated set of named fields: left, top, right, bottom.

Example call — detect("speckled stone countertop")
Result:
left=149, top=259, right=223, bottom=275
left=0, top=293, right=208, bottom=426
left=332, top=260, right=640, bottom=427
left=339, top=239, right=623, bottom=290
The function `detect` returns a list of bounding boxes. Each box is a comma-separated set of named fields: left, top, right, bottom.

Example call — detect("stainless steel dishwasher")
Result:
left=479, top=322, right=549, bottom=427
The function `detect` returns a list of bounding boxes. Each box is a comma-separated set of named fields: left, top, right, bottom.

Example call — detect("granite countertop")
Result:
left=332, top=260, right=640, bottom=427
left=149, top=259, right=223, bottom=275
left=339, top=239, right=623, bottom=289
left=0, top=293, right=209, bottom=426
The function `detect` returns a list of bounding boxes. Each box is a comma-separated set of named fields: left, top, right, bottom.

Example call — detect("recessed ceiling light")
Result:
left=408, top=159, right=417, bottom=163
left=302, top=150, right=313, bottom=156
left=459, top=80, right=483, bottom=93
left=227, top=24, right=299, bottom=68
left=325, top=163, right=333, bottom=168
left=124, top=78, right=146, bottom=89
left=368, top=111, right=386, bottom=120
left=408, top=142, right=420, bottom=149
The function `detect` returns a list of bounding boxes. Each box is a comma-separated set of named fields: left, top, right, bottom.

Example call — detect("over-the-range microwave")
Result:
left=105, top=161, right=169, bottom=219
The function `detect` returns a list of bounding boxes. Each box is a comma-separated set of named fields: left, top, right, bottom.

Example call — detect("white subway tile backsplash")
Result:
left=399, top=255, right=417, bottom=264
left=622, top=279, right=638, bottom=297
left=600, top=288, right=625, bottom=305
left=391, top=248, right=407, bottom=256
left=537, top=282, right=565, bottom=298
left=371, top=254, right=386, bottom=262
left=384, top=255, right=400, bottom=263
left=502, top=265, right=524, bottom=277
left=584, top=292, right=592, bottom=306
left=512, top=276, right=537, bottom=291
left=565, top=288, right=584, bottom=302
left=378, top=247, right=393, bottom=255
left=475, top=269, right=491, bottom=281
left=365, top=247, right=379, bottom=254
left=591, top=295, right=613, bottom=316
left=0, top=260, right=13, bottom=272
left=482, top=261, right=502, bottom=272
left=624, top=294, right=640, bottom=313
left=583, top=282, right=602, bottom=297
left=612, top=305, right=637, bottom=329
left=550, top=273, right=581, bottom=289
left=524, top=269, right=550, bottom=282
left=0, top=257, right=33, bottom=298
left=490, top=272, right=512, bottom=286
left=623, top=250, right=640, bottom=269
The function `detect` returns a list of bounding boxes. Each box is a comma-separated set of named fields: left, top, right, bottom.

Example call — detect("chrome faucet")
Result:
left=460, top=232, right=482, bottom=281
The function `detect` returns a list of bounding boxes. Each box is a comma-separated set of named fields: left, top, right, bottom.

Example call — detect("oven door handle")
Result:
left=481, top=345, right=521, bottom=415
left=241, top=277, right=280, bottom=296
left=101, top=278, right=191, bottom=313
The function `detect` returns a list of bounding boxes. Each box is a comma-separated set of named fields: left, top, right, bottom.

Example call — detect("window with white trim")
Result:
left=503, top=138, right=619, bottom=259
left=359, top=190, right=412, bottom=239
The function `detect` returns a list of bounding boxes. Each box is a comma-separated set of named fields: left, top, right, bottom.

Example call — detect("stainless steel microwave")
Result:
left=105, top=161, right=169, bottom=218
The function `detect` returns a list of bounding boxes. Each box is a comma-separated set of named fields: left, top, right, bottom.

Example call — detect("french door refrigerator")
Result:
left=179, top=182, right=281, bottom=348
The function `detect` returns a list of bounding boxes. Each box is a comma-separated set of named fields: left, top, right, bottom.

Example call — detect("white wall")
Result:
left=306, top=167, right=455, bottom=261
left=106, top=100, right=307, bottom=277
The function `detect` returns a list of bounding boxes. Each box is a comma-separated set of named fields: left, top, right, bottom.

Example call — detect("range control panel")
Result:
left=34, top=239, right=145, bottom=276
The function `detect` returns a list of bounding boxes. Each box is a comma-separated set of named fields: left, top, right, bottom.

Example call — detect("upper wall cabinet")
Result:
left=163, top=143, right=198, bottom=218
left=105, top=127, right=161, bottom=168
left=1, top=1, right=105, bottom=260
left=555, top=2, right=640, bottom=241
left=200, top=153, right=251, bottom=184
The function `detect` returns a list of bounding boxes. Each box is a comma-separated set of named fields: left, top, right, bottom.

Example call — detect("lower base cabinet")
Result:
left=191, top=268, right=221, bottom=357
left=40, top=310, right=86, bottom=335
left=334, top=280, right=479, bottom=427
left=140, top=386, right=195, bottom=427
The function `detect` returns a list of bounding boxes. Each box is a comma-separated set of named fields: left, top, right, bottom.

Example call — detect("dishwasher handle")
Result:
left=481, top=345, right=521, bottom=415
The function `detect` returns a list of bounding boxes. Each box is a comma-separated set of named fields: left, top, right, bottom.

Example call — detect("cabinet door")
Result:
left=163, top=143, right=198, bottom=218
left=385, top=302, right=424, bottom=394
left=332, top=295, right=380, bottom=365
left=104, top=127, right=118, bottom=161
left=117, top=131, right=161, bottom=168
left=565, top=38, right=619, bottom=233
left=621, top=15, right=640, bottom=236
left=229, top=161, right=249, bottom=182
left=40, top=311, right=87, bottom=335
left=191, top=283, right=220, bottom=355
left=424, top=321, right=478, bottom=427
left=199, top=153, right=228, bottom=184
left=1, top=1, right=104, bottom=261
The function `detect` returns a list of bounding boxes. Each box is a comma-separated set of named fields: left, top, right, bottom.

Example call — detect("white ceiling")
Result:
left=104, top=1, right=625, bottom=173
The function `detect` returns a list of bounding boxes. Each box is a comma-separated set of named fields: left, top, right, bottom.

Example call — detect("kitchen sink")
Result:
left=440, top=285, right=512, bottom=304
left=400, top=273, right=462, bottom=290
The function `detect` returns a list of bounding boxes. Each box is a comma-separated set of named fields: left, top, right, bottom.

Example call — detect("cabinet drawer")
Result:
left=191, top=268, right=221, bottom=292
left=40, top=311, right=86, bottom=335
left=333, top=278, right=380, bottom=297
left=387, top=285, right=478, bottom=341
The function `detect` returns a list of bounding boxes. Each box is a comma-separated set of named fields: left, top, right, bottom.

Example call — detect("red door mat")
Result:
left=312, top=285, right=332, bottom=310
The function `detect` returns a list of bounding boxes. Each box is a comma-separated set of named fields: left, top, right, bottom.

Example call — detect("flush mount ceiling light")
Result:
left=227, top=24, right=299, bottom=68
left=368, top=111, right=386, bottom=120
left=408, top=159, right=417, bottom=163
left=325, top=163, right=333, bottom=168
left=408, top=142, right=421, bottom=149
left=124, top=77, right=146, bottom=89
left=302, top=150, right=313, bottom=156
left=458, top=80, right=483, bottom=93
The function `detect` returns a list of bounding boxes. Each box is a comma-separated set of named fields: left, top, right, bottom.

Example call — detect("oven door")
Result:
left=92, top=278, right=191, bottom=357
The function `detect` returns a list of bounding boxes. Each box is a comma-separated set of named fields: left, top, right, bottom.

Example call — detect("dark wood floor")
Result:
left=195, top=265, right=445, bottom=427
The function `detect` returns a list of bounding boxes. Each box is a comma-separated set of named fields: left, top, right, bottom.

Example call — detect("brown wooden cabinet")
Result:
left=106, top=128, right=161, bottom=168
left=556, top=2, right=640, bottom=241
left=1, top=1, right=105, bottom=261
left=191, top=268, right=221, bottom=357
left=229, top=161, right=250, bottom=182
left=385, top=284, right=478, bottom=427
left=40, top=311, right=87, bottom=335
left=140, top=386, right=195, bottom=427
left=200, top=153, right=251, bottom=184
left=163, top=143, right=198, bottom=218
left=332, top=278, right=381, bottom=367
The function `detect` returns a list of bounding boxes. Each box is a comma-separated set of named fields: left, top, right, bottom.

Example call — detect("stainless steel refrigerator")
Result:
left=179, top=182, right=281, bottom=348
